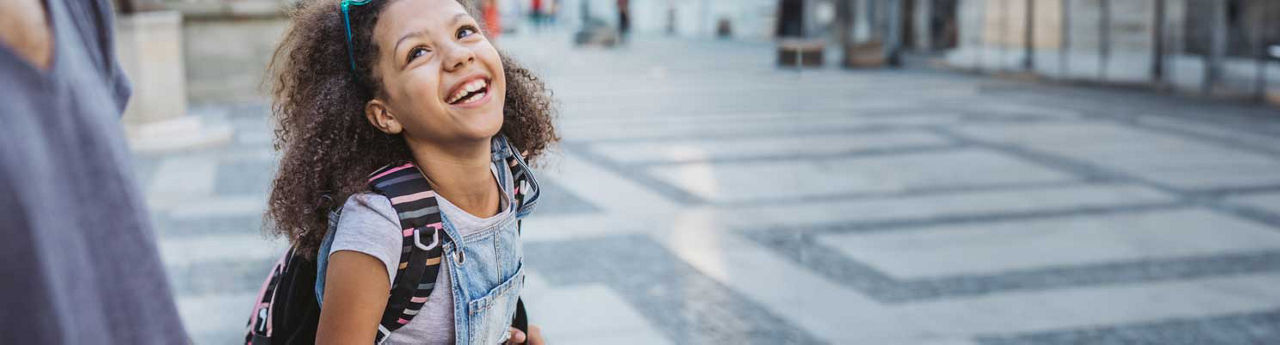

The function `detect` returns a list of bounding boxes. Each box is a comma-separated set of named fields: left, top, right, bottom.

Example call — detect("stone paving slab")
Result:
left=1227, top=193, right=1280, bottom=215
left=588, top=131, right=953, bottom=165
left=952, top=122, right=1280, bottom=191
left=976, top=309, right=1280, bottom=345
left=648, top=149, right=1077, bottom=204
left=818, top=208, right=1280, bottom=279
left=523, top=284, right=672, bottom=345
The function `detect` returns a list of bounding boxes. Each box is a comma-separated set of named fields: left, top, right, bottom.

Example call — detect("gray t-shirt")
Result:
left=0, top=0, right=188, bottom=343
left=328, top=166, right=513, bottom=345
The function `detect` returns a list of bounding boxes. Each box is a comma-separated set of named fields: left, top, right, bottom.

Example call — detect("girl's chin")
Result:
left=456, top=117, right=504, bottom=140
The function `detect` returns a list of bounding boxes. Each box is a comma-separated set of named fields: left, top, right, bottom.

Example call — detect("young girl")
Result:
left=264, top=0, right=556, bottom=343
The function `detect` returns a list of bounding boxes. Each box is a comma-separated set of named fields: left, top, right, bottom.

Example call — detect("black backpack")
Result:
left=246, top=139, right=539, bottom=344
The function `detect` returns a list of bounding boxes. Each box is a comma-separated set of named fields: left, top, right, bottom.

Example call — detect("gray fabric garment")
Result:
left=0, top=0, right=189, bottom=344
left=329, top=166, right=513, bottom=345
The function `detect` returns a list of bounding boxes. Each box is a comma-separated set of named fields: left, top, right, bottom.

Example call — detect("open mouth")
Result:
left=446, top=78, right=490, bottom=105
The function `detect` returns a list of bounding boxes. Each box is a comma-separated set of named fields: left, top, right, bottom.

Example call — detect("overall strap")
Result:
left=495, top=134, right=541, bottom=219
left=366, top=162, right=449, bottom=344
left=494, top=135, right=538, bottom=336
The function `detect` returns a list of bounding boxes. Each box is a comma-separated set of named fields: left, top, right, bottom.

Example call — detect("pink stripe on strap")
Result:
left=425, top=222, right=443, bottom=230
left=390, top=191, right=435, bottom=204
left=369, top=163, right=414, bottom=181
left=397, top=318, right=410, bottom=325
left=403, top=229, right=414, bottom=237
left=410, top=296, right=428, bottom=303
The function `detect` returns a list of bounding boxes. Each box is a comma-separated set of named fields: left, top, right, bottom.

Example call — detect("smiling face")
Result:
left=364, top=0, right=506, bottom=146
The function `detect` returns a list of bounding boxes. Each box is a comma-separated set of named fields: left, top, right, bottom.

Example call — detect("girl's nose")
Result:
left=442, top=42, right=476, bottom=72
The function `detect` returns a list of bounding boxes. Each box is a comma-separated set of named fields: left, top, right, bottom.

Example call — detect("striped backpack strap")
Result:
left=366, top=162, right=450, bottom=344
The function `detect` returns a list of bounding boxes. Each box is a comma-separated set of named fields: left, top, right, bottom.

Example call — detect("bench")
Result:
left=777, top=38, right=825, bottom=67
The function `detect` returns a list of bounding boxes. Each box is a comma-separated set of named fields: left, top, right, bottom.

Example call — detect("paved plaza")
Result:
left=140, top=32, right=1280, bottom=344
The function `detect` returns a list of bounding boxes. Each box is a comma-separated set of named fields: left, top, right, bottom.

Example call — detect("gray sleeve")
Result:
left=100, top=3, right=130, bottom=114
left=331, top=193, right=403, bottom=286
left=71, top=0, right=132, bottom=114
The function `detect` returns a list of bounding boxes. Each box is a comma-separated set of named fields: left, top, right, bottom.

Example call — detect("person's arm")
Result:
left=316, top=250, right=391, bottom=345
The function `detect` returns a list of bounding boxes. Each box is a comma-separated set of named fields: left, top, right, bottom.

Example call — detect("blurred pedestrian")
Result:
left=0, top=0, right=189, bottom=343
left=548, top=0, right=561, bottom=26
left=617, top=0, right=631, bottom=42
left=531, top=0, right=543, bottom=30
left=484, top=0, right=502, bottom=40
left=250, top=0, right=558, bottom=343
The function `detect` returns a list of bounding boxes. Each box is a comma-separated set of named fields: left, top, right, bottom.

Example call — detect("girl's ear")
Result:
left=365, top=99, right=403, bottom=135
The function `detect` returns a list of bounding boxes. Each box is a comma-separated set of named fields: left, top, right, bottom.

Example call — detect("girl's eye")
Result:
left=407, top=47, right=429, bottom=63
left=457, top=25, right=479, bottom=39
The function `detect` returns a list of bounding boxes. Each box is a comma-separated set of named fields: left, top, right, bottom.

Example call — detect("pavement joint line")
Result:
left=1185, top=184, right=1280, bottom=198
left=708, top=180, right=1104, bottom=209
left=925, top=126, right=1147, bottom=187
left=980, top=88, right=1280, bottom=138
left=1206, top=202, right=1280, bottom=234
left=559, top=112, right=1078, bottom=145
left=742, top=199, right=1191, bottom=236
left=1115, top=117, right=1280, bottom=159
left=524, top=234, right=827, bottom=344
left=560, top=124, right=925, bottom=145
left=622, top=143, right=967, bottom=169
left=560, top=106, right=964, bottom=124
left=974, top=308, right=1280, bottom=345
left=929, top=126, right=1280, bottom=232
left=742, top=217, right=1280, bottom=304
left=560, top=141, right=708, bottom=206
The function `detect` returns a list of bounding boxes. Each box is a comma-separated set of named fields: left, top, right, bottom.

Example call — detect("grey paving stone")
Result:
left=975, top=309, right=1280, bottom=345
left=153, top=213, right=266, bottom=237
left=526, top=234, right=825, bottom=345
left=742, top=209, right=1280, bottom=303
left=951, top=122, right=1280, bottom=192
left=169, top=257, right=274, bottom=296
left=215, top=160, right=276, bottom=195
left=526, top=178, right=602, bottom=216
left=646, top=148, right=1077, bottom=204
left=817, top=208, right=1280, bottom=279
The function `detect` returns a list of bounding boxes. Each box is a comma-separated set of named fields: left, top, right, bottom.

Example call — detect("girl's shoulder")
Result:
left=338, top=192, right=399, bottom=230
left=324, top=193, right=404, bottom=290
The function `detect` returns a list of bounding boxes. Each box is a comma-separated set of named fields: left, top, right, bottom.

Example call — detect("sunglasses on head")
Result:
left=340, top=0, right=374, bottom=73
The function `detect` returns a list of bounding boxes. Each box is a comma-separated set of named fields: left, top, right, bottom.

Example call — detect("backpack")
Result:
left=246, top=137, right=540, bottom=345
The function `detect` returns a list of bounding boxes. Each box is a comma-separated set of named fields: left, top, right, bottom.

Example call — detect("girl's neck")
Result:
left=406, top=136, right=500, bottom=218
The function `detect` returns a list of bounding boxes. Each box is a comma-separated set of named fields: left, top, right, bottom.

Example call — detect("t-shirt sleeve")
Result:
left=107, top=59, right=131, bottom=115
left=330, top=193, right=404, bottom=286
left=75, top=0, right=132, bottom=114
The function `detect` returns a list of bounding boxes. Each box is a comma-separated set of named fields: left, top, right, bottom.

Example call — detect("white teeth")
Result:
left=454, top=90, right=485, bottom=104
left=448, top=79, right=488, bottom=104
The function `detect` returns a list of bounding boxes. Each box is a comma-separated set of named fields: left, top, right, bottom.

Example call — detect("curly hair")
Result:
left=265, top=0, right=558, bottom=258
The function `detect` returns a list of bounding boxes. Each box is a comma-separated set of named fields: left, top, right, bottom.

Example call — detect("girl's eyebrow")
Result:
left=393, top=13, right=470, bottom=52
left=447, top=12, right=467, bottom=26
left=395, top=30, right=430, bottom=52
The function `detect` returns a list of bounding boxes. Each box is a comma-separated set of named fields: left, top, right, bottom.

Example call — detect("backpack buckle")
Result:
left=413, top=227, right=439, bottom=251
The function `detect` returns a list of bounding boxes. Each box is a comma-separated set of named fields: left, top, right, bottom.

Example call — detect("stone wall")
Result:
left=183, top=17, right=289, bottom=103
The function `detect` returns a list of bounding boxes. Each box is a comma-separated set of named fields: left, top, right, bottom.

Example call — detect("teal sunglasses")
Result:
left=340, top=0, right=374, bottom=73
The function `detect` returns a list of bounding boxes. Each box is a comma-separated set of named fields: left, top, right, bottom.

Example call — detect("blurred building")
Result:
left=112, top=0, right=1279, bottom=104
left=945, top=0, right=1280, bottom=98
left=569, top=0, right=1280, bottom=100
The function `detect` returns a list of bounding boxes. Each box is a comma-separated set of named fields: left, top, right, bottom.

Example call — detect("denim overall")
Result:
left=316, top=135, right=533, bottom=344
